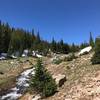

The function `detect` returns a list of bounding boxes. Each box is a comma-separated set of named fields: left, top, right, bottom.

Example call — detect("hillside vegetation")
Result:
left=1, top=21, right=100, bottom=100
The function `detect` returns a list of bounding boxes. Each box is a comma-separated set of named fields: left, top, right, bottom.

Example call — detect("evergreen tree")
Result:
left=4, top=23, right=12, bottom=52
left=89, top=32, right=94, bottom=47
left=0, top=20, right=2, bottom=53
left=0, top=20, right=80, bottom=56
left=51, top=38, right=57, bottom=53
left=36, top=32, right=41, bottom=44
left=59, top=39, right=64, bottom=53
left=30, top=59, right=57, bottom=97
left=71, top=43, right=76, bottom=52
left=63, top=43, right=70, bottom=54
left=91, top=37, right=100, bottom=64
left=71, top=43, right=79, bottom=53
left=80, top=42, right=89, bottom=49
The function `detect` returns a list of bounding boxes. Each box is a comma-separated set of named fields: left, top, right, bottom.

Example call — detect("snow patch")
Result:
left=1, top=68, right=34, bottom=100
left=78, top=46, right=92, bottom=55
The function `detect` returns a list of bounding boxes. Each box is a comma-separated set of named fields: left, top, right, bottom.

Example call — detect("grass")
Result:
left=0, top=57, right=36, bottom=94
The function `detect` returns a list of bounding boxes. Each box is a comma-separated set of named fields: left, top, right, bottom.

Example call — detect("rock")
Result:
left=10, top=61, right=14, bottom=64
left=0, top=71, right=4, bottom=75
left=53, top=74, right=66, bottom=87
left=32, top=95, right=41, bottom=100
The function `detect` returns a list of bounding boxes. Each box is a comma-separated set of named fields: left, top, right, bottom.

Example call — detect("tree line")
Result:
left=0, top=21, right=49, bottom=56
left=0, top=21, right=94, bottom=56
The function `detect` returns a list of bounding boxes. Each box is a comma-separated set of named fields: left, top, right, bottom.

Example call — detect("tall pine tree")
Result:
left=89, top=32, right=94, bottom=47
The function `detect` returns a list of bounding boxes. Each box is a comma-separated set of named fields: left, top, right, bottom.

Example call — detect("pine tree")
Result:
left=80, top=42, right=89, bottom=49
left=89, top=32, right=94, bottom=47
left=91, top=37, right=100, bottom=64
left=4, top=23, right=12, bottom=52
left=30, top=59, right=57, bottom=97
left=51, top=38, right=57, bottom=53
left=59, top=39, right=64, bottom=53
left=36, top=32, right=41, bottom=44
left=0, top=20, right=2, bottom=53
left=71, top=43, right=79, bottom=53
left=71, top=43, right=76, bottom=52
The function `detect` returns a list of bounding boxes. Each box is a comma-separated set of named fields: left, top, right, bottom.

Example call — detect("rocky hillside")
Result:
left=41, top=52, right=100, bottom=100
left=20, top=51, right=100, bottom=100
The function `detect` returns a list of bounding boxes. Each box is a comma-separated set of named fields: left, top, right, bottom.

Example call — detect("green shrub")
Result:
left=30, top=59, right=57, bottom=97
left=67, top=53, right=77, bottom=61
left=52, top=58, right=62, bottom=65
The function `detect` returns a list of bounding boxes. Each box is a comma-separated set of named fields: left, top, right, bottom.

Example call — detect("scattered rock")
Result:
left=0, top=71, right=4, bottom=75
left=10, top=61, right=14, bottom=64
left=53, top=74, right=66, bottom=87
left=32, top=94, right=41, bottom=100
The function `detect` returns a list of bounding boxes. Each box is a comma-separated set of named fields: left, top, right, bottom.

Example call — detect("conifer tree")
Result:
left=51, top=38, right=57, bottom=53
left=80, top=42, right=89, bottom=49
left=30, top=59, right=57, bottom=97
left=89, top=32, right=94, bottom=47
left=91, top=37, right=100, bottom=64
left=36, top=32, right=41, bottom=44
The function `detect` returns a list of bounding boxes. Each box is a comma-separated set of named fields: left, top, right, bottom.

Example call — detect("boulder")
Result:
left=53, top=74, right=66, bottom=87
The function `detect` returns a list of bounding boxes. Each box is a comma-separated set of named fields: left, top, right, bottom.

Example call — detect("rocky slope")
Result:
left=20, top=52, right=100, bottom=100
left=42, top=52, right=100, bottom=100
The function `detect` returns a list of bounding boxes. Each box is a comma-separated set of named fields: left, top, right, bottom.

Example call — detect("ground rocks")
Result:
left=20, top=93, right=41, bottom=100
left=32, top=95, right=41, bottom=100
left=53, top=74, right=66, bottom=87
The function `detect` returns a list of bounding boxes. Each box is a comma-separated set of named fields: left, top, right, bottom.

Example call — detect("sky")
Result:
left=0, top=0, right=100, bottom=44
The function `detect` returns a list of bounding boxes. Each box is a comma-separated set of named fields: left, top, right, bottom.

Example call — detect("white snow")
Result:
left=36, top=54, right=42, bottom=58
left=22, top=49, right=29, bottom=57
left=1, top=92, right=22, bottom=100
left=0, top=53, right=7, bottom=60
left=0, top=56, right=6, bottom=60
left=32, top=51, right=43, bottom=58
left=1, top=68, right=34, bottom=100
left=11, top=55, right=17, bottom=59
left=78, top=46, right=92, bottom=55
left=22, top=54, right=26, bottom=57
left=32, top=51, right=36, bottom=56
left=1, top=53, right=7, bottom=57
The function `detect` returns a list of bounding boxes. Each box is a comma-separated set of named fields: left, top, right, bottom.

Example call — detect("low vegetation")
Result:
left=66, top=53, right=77, bottom=61
left=52, top=58, right=62, bottom=65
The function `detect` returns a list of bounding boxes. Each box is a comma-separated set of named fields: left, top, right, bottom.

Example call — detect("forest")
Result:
left=0, top=21, right=94, bottom=57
